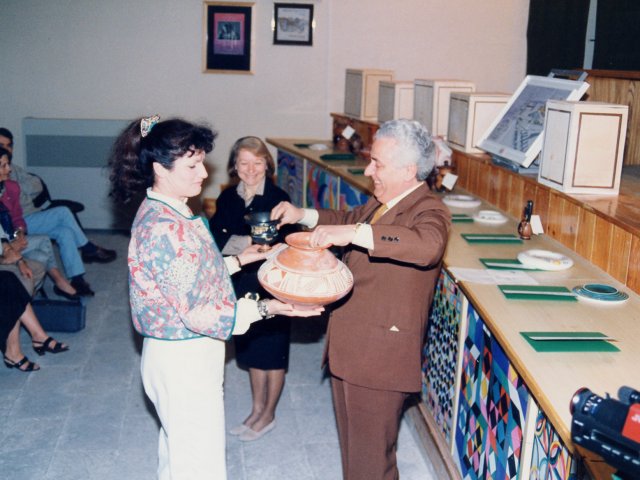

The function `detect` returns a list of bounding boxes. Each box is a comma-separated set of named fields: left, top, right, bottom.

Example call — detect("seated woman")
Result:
left=0, top=234, right=68, bottom=363
left=0, top=147, right=78, bottom=298
left=1, top=271, right=69, bottom=372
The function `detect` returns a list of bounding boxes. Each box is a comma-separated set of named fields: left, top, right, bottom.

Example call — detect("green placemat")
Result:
left=452, top=214, right=473, bottom=223
left=498, top=285, right=577, bottom=301
left=294, top=143, right=312, bottom=148
left=462, top=233, right=523, bottom=244
left=480, top=258, right=541, bottom=270
left=347, top=167, right=365, bottom=175
left=521, top=332, right=619, bottom=352
left=320, top=153, right=356, bottom=161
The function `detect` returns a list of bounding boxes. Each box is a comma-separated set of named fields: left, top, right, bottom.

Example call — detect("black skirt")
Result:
left=234, top=314, right=291, bottom=370
left=0, top=272, right=31, bottom=353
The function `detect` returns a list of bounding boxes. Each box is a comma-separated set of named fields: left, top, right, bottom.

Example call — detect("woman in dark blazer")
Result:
left=209, top=136, right=296, bottom=441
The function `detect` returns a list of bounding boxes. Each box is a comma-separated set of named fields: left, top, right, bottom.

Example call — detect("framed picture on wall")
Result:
left=273, top=3, right=313, bottom=46
left=203, top=2, right=254, bottom=73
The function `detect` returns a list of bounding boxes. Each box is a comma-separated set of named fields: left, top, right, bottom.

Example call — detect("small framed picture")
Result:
left=203, top=2, right=254, bottom=74
left=273, top=3, right=313, bottom=46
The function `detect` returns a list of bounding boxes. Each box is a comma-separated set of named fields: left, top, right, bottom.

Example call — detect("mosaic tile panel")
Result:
left=422, top=270, right=464, bottom=444
left=454, top=304, right=531, bottom=479
left=306, top=163, right=339, bottom=209
left=529, top=409, right=577, bottom=480
left=277, top=150, right=305, bottom=207
left=338, top=179, right=369, bottom=210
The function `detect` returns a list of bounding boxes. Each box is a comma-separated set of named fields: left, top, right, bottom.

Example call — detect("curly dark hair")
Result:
left=109, top=118, right=217, bottom=204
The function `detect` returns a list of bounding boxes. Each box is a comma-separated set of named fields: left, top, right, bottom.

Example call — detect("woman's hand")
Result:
left=17, top=259, right=33, bottom=279
left=265, top=299, right=324, bottom=317
left=237, top=243, right=283, bottom=266
left=271, top=201, right=304, bottom=229
left=10, top=235, right=28, bottom=252
left=0, top=244, right=22, bottom=265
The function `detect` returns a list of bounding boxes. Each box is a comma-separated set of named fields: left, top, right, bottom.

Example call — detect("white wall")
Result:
left=0, top=0, right=529, bottom=200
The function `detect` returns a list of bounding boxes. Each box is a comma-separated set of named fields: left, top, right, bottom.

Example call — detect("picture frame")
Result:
left=273, top=3, right=313, bottom=46
left=203, top=2, right=254, bottom=74
left=477, top=75, right=589, bottom=168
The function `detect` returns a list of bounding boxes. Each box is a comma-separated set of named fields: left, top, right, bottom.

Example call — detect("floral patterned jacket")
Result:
left=128, top=196, right=237, bottom=340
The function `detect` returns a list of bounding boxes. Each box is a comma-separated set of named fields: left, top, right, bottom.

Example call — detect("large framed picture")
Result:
left=203, top=2, right=254, bottom=74
left=477, top=75, right=589, bottom=168
left=273, top=3, right=314, bottom=46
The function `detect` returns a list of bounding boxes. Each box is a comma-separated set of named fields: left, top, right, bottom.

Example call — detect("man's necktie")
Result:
left=370, top=204, right=388, bottom=224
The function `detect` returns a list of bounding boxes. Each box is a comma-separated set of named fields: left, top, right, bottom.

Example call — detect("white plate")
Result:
left=473, top=210, right=508, bottom=225
left=309, top=143, right=329, bottom=151
left=443, top=195, right=481, bottom=209
left=517, top=249, right=574, bottom=271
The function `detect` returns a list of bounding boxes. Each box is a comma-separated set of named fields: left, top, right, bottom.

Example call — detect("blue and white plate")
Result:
left=572, top=283, right=629, bottom=305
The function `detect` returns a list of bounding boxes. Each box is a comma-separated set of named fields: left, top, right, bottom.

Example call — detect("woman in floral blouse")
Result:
left=109, top=116, right=321, bottom=480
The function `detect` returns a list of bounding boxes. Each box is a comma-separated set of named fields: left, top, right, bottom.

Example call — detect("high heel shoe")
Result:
left=32, top=337, right=69, bottom=356
left=53, top=285, right=81, bottom=301
left=4, top=355, right=40, bottom=372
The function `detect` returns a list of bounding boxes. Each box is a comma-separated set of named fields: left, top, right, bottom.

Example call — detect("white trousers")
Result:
left=141, top=336, right=227, bottom=480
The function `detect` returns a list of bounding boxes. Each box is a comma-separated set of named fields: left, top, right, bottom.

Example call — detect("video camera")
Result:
left=570, top=386, right=640, bottom=478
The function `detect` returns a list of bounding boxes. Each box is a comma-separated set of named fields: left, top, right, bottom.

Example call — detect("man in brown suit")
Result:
left=272, top=119, right=450, bottom=479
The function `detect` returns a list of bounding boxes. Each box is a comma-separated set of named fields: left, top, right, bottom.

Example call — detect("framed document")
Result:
left=273, top=3, right=313, bottom=46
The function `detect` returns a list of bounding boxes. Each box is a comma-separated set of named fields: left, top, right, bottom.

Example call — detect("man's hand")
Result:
left=310, top=225, right=357, bottom=247
left=271, top=201, right=304, bottom=228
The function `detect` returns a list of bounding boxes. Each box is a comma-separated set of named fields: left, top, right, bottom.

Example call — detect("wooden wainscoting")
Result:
left=584, top=69, right=640, bottom=167
left=453, top=150, right=640, bottom=294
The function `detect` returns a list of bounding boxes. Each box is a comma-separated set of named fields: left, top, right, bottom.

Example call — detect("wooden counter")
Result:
left=453, top=150, right=640, bottom=295
left=267, top=137, right=373, bottom=194
left=443, top=198, right=640, bottom=447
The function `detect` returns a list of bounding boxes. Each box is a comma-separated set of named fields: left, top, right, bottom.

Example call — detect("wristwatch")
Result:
left=257, top=300, right=274, bottom=319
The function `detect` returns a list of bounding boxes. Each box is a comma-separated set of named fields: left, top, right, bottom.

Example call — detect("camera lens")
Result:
left=570, top=387, right=591, bottom=415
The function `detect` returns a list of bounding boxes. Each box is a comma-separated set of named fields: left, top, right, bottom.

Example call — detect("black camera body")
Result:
left=570, top=386, right=640, bottom=478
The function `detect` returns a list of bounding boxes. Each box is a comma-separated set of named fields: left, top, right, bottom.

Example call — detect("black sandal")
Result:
left=4, top=355, right=40, bottom=372
left=32, top=336, right=70, bottom=356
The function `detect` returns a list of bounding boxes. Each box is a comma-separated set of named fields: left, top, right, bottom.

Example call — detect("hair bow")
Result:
left=140, top=114, right=160, bottom=138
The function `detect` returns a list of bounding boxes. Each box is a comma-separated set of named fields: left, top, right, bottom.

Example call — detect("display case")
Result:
left=413, top=79, right=475, bottom=137
left=447, top=92, right=510, bottom=153
left=377, top=80, right=414, bottom=123
left=538, top=100, right=628, bottom=195
left=344, top=68, right=394, bottom=121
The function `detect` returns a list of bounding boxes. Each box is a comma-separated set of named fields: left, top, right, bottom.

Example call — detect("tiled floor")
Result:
left=0, top=232, right=438, bottom=479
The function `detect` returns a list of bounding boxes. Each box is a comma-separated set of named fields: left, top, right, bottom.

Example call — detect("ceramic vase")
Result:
left=257, top=232, right=354, bottom=308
